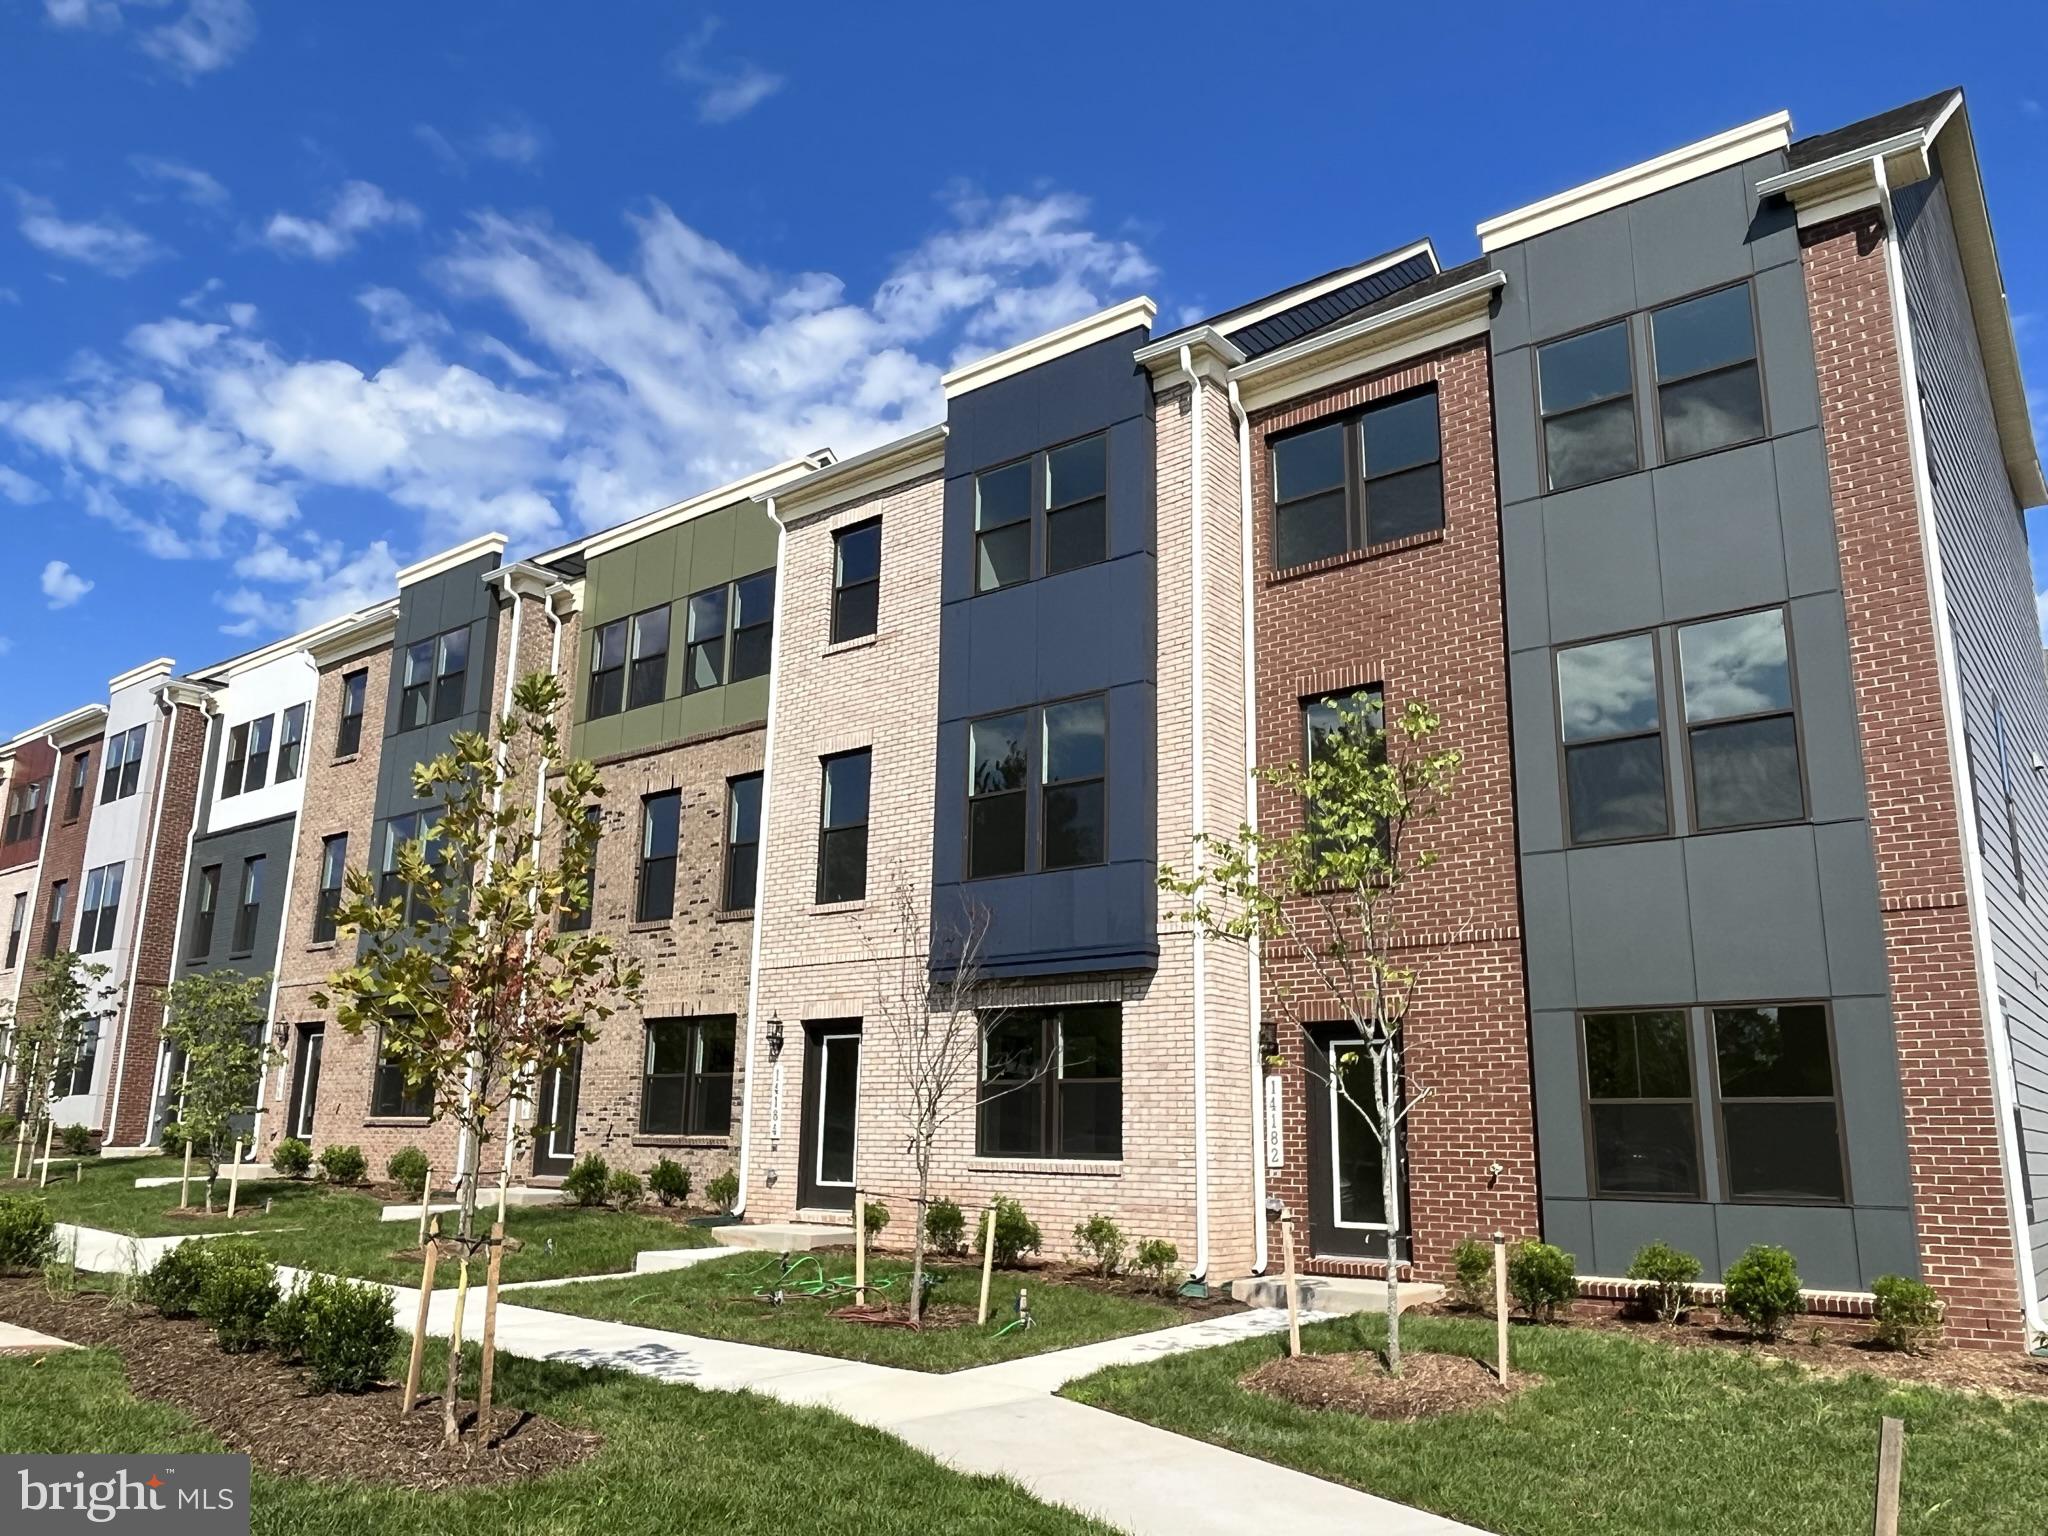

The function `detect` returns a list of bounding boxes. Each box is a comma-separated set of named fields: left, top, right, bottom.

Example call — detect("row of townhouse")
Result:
left=3, top=87, right=2045, bottom=1349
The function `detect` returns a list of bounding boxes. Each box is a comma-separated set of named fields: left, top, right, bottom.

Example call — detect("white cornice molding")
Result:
left=107, top=657, right=175, bottom=694
left=397, top=532, right=506, bottom=589
left=305, top=602, right=400, bottom=666
left=50, top=706, right=109, bottom=749
left=1478, top=111, right=1793, bottom=252
left=486, top=561, right=562, bottom=601
left=1134, top=327, right=1246, bottom=392
left=941, top=297, right=1158, bottom=399
left=581, top=456, right=829, bottom=560
left=1230, top=270, right=1506, bottom=413
left=9, top=704, right=105, bottom=751
left=765, top=425, right=947, bottom=524
left=157, top=679, right=213, bottom=710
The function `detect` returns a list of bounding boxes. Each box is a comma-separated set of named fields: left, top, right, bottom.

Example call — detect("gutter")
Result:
left=1179, top=344, right=1213, bottom=1284
left=1229, top=377, right=1271, bottom=1275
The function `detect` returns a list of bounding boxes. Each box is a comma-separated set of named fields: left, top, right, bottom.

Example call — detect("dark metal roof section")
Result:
left=1285, top=258, right=1496, bottom=349
left=1223, top=248, right=1440, bottom=359
left=1786, top=87, right=1960, bottom=170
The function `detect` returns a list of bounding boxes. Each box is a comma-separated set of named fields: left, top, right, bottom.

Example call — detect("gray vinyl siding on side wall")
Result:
left=1895, top=152, right=2048, bottom=1311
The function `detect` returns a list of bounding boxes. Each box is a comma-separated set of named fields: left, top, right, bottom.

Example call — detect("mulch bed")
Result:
left=1244, top=1350, right=1533, bottom=1420
left=0, top=1277, right=599, bottom=1489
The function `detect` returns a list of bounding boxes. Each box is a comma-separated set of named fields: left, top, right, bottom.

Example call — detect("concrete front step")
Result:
left=711, top=1221, right=854, bottom=1253
left=1229, top=1274, right=1444, bottom=1315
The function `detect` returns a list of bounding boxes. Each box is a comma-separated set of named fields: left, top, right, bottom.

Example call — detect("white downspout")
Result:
left=732, top=502, right=788, bottom=1218
left=1180, top=345, right=1213, bottom=1283
left=1874, top=160, right=2046, bottom=1345
left=1229, top=378, right=1270, bottom=1275
left=500, top=584, right=563, bottom=1193
left=105, top=692, right=184, bottom=1147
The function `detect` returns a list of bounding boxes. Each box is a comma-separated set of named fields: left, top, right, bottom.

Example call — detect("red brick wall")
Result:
left=0, top=740, right=56, bottom=875
left=9, top=731, right=103, bottom=1088
left=1248, top=336, right=1539, bottom=1279
left=1801, top=208, right=2024, bottom=1348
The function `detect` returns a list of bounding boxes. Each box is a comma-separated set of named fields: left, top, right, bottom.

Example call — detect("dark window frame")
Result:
left=1648, top=279, right=1770, bottom=466
left=376, top=810, right=440, bottom=926
left=975, top=1004, right=1123, bottom=1161
left=588, top=615, right=629, bottom=719
left=1554, top=627, right=1671, bottom=847
left=816, top=750, right=871, bottom=905
left=229, top=855, right=265, bottom=957
left=369, top=1026, right=434, bottom=1120
left=5, top=779, right=46, bottom=844
left=313, top=834, right=347, bottom=944
left=399, top=638, right=435, bottom=730
left=1044, top=431, right=1109, bottom=577
left=189, top=864, right=221, bottom=960
left=627, top=604, right=671, bottom=711
left=221, top=722, right=248, bottom=800
left=971, top=431, right=1112, bottom=595
left=728, top=569, right=776, bottom=684
left=5, top=891, right=25, bottom=970
left=64, top=751, right=89, bottom=822
left=683, top=584, right=728, bottom=695
left=78, top=861, right=123, bottom=954
left=1040, top=695, right=1108, bottom=872
left=1535, top=316, right=1641, bottom=493
left=277, top=702, right=307, bottom=783
left=831, top=518, right=882, bottom=644
left=1301, top=686, right=1387, bottom=857
left=101, top=725, right=145, bottom=804
left=40, top=879, right=67, bottom=960
left=636, top=790, right=680, bottom=924
left=973, top=453, right=1034, bottom=595
left=1674, top=605, right=1808, bottom=835
left=1708, top=1000, right=1852, bottom=1207
left=723, top=773, right=762, bottom=913
left=432, top=626, right=470, bottom=725
left=560, top=807, right=598, bottom=933
left=1578, top=1008, right=1703, bottom=1201
left=1269, top=386, right=1444, bottom=572
left=335, top=669, right=367, bottom=758
left=242, top=713, right=274, bottom=794
left=966, top=708, right=1032, bottom=880
left=638, top=1015, right=736, bottom=1138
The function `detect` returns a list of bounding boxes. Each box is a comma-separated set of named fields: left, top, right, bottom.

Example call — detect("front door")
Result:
left=288, top=1024, right=324, bottom=1140
left=797, top=1024, right=859, bottom=1212
left=531, top=1045, right=582, bottom=1178
left=1303, top=1031, right=1402, bottom=1260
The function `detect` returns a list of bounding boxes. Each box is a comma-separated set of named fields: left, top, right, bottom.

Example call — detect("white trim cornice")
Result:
left=582, top=455, right=830, bottom=560
left=9, top=704, right=105, bottom=751
left=941, top=297, right=1157, bottom=399
left=107, top=657, right=175, bottom=694
left=765, top=424, right=947, bottom=524
left=1134, top=327, right=1245, bottom=391
left=305, top=602, right=400, bottom=666
left=396, top=532, right=507, bottom=589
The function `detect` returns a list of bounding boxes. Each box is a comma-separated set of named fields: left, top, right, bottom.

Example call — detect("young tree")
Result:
left=315, top=671, right=639, bottom=1446
left=161, top=968, right=275, bottom=1188
left=1160, top=694, right=1461, bottom=1375
left=3, top=952, right=112, bottom=1175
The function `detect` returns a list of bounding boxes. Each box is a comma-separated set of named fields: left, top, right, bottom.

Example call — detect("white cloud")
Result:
left=44, top=0, right=254, bottom=80
left=264, top=180, right=421, bottom=261
left=41, top=559, right=94, bottom=608
left=130, top=155, right=229, bottom=207
left=357, top=286, right=450, bottom=345
left=667, top=18, right=783, bottom=124
left=477, top=120, right=546, bottom=168
left=0, top=464, right=46, bottom=504
left=12, top=190, right=166, bottom=276
left=217, top=537, right=399, bottom=635
left=412, top=124, right=466, bottom=175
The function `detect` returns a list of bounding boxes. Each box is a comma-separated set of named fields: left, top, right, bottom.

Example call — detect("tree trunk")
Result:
left=1378, top=1041, right=1402, bottom=1377
left=442, top=1117, right=481, bottom=1450
left=908, top=1147, right=930, bottom=1325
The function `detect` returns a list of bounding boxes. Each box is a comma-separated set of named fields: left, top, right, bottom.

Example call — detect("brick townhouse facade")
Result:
left=11, top=86, right=2045, bottom=1347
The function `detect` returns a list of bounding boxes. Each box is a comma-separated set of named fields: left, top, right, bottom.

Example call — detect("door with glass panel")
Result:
left=798, top=1023, right=860, bottom=1212
left=531, top=1045, right=582, bottom=1178
left=1303, top=1030, right=1401, bottom=1259
left=288, top=1023, right=324, bottom=1140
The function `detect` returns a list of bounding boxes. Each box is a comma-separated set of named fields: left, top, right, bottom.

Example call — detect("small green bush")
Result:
left=989, top=1196, right=1041, bottom=1266
left=1132, top=1237, right=1180, bottom=1292
left=1506, top=1239, right=1579, bottom=1322
left=300, top=1274, right=400, bottom=1392
left=58, top=1123, right=94, bottom=1157
left=0, top=1194, right=57, bottom=1273
left=706, top=1167, right=740, bottom=1214
left=862, top=1199, right=890, bottom=1238
left=270, top=1137, right=312, bottom=1179
left=317, top=1144, right=367, bottom=1186
left=648, top=1157, right=690, bottom=1207
left=267, top=1280, right=313, bottom=1362
left=563, top=1154, right=611, bottom=1207
left=1450, top=1237, right=1495, bottom=1313
left=923, top=1198, right=966, bottom=1257
left=195, top=1241, right=279, bottom=1353
left=1871, top=1274, right=1943, bottom=1354
left=386, top=1145, right=430, bottom=1189
left=1072, top=1213, right=1127, bottom=1276
left=139, top=1241, right=216, bottom=1318
left=1722, top=1244, right=1803, bottom=1339
left=607, top=1169, right=645, bottom=1207
left=158, top=1122, right=188, bottom=1157
left=1627, top=1240, right=1703, bottom=1324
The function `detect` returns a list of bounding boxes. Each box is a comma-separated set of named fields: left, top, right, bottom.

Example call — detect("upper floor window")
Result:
left=5, top=891, right=25, bottom=970
left=968, top=711, right=1030, bottom=878
left=1042, top=697, right=1106, bottom=870
left=816, top=751, right=871, bottom=904
left=378, top=811, right=440, bottom=925
left=230, top=854, right=266, bottom=956
left=1677, top=608, right=1802, bottom=832
left=729, top=571, right=775, bottom=683
left=1045, top=434, right=1108, bottom=576
left=1582, top=1009, right=1699, bottom=1199
left=1651, top=284, right=1764, bottom=462
left=3, top=780, right=44, bottom=844
left=65, top=751, right=89, bottom=821
left=975, top=458, right=1032, bottom=593
left=1556, top=631, right=1666, bottom=844
left=966, top=697, right=1107, bottom=878
left=399, top=627, right=470, bottom=730
left=1712, top=1003, right=1845, bottom=1203
left=637, top=790, right=680, bottom=923
left=1538, top=321, right=1638, bottom=491
left=400, top=638, right=434, bottom=729
left=679, top=570, right=777, bottom=696
left=40, top=879, right=66, bottom=959
left=1271, top=390, right=1444, bottom=570
left=978, top=1003, right=1122, bottom=1160
left=101, top=725, right=145, bottom=804
left=245, top=715, right=274, bottom=794
left=974, top=433, right=1110, bottom=594
left=589, top=606, right=669, bottom=720
left=832, top=520, right=881, bottom=643
left=724, top=773, right=762, bottom=912
left=78, top=862, right=124, bottom=954
left=560, top=808, right=598, bottom=932
left=189, top=864, right=221, bottom=959
left=59, top=1020, right=97, bottom=1100
left=1302, top=688, right=1385, bottom=854
left=315, top=835, right=347, bottom=944
left=277, top=703, right=307, bottom=783
left=335, top=669, right=367, bottom=757
left=433, top=627, right=469, bottom=724
left=685, top=586, right=727, bottom=693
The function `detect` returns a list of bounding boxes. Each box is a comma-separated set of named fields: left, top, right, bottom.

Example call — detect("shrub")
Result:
left=299, top=1274, right=400, bottom=1392
left=1506, top=1239, right=1579, bottom=1322
left=1450, top=1237, right=1495, bottom=1314
left=1871, top=1274, right=1943, bottom=1354
left=270, top=1138, right=312, bottom=1179
left=924, top=1198, right=966, bottom=1257
left=1072, top=1213, right=1127, bottom=1276
left=607, top=1169, right=645, bottom=1208
left=158, top=1122, right=188, bottom=1157
left=1132, top=1237, right=1180, bottom=1293
left=317, top=1144, right=367, bottom=1186
left=267, top=1280, right=313, bottom=1362
left=1722, top=1244, right=1803, bottom=1339
left=862, top=1200, right=890, bottom=1238
left=386, top=1145, right=430, bottom=1189
left=989, top=1197, right=1041, bottom=1266
left=706, top=1168, right=740, bottom=1214
left=563, top=1154, right=611, bottom=1207
left=58, top=1123, right=94, bottom=1157
left=0, top=1194, right=57, bottom=1274
left=139, top=1241, right=217, bottom=1318
left=195, top=1241, right=279, bottom=1353
left=648, top=1157, right=691, bottom=1207
left=1626, top=1241, right=1703, bottom=1325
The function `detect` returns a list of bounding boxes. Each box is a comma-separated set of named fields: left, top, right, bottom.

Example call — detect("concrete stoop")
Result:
left=1229, top=1273, right=1445, bottom=1315
left=708, top=1220, right=853, bottom=1253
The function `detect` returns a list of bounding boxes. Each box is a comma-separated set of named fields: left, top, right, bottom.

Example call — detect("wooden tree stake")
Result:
left=225, top=1138, right=244, bottom=1218
left=402, top=1216, right=440, bottom=1416
left=12, top=1115, right=28, bottom=1179
left=853, top=1194, right=867, bottom=1304
left=179, top=1139, right=193, bottom=1209
left=976, top=1205, right=997, bottom=1325
left=1493, top=1230, right=1510, bottom=1386
left=37, top=1116, right=55, bottom=1189
left=476, top=1221, right=506, bottom=1440
left=445, top=1250, right=472, bottom=1431
left=1873, top=1416, right=1904, bottom=1536
left=416, top=1163, right=434, bottom=1250
left=1280, top=1214, right=1302, bottom=1358
left=496, top=1170, right=509, bottom=1226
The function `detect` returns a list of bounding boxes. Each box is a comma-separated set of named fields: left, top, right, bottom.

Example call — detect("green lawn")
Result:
left=12, top=1157, right=714, bottom=1285
left=1062, top=1313, right=2048, bottom=1536
left=0, top=1344, right=1110, bottom=1536
left=521, top=1251, right=1190, bottom=1371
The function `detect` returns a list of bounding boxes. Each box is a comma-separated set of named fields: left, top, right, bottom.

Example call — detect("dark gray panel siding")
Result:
left=372, top=551, right=503, bottom=838
left=173, top=812, right=298, bottom=1012
left=1896, top=154, right=2048, bottom=1311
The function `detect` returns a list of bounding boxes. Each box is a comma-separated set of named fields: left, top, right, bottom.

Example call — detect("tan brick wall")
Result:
left=1801, top=209, right=2023, bottom=1348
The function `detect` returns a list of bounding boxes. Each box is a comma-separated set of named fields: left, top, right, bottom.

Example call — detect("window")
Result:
left=312, top=836, right=347, bottom=943
left=189, top=865, right=221, bottom=959
left=242, top=714, right=274, bottom=794
left=640, top=1017, right=735, bottom=1137
left=1712, top=1003, right=1846, bottom=1203
left=78, top=862, right=124, bottom=954
left=1582, top=1010, right=1700, bottom=1197
left=975, top=458, right=1032, bottom=593
left=729, top=571, right=775, bottom=683
left=817, top=751, right=871, bottom=904
left=335, top=669, right=367, bottom=757
left=101, top=725, right=145, bottom=803
left=1678, top=608, right=1802, bottom=831
left=276, top=703, right=307, bottom=783
left=4, top=780, right=44, bottom=843
left=637, top=791, right=680, bottom=923
left=1995, top=697, right=2025, bottom=894
left=221, top=722, right=249, bottom=799
left=1045, top=434, right=1108, bottom=575
left=589, top=606, right=670, bottom=718
left=1270, top=391, right=1442, bottom=570
left=1271, top=421, right=1346, bottom=568
left=589, top=616, right=628, bottom=719
left=59, top=1021, right=98, bottom=1099
left=978, top=1004, right=1121, bottom=1159
left=724, top=774, right=762, bottom=911
left=377, top=812, right=439, bottom=925
left=832, top=519, right=881, bottom=643
left=432, top=627, right=469, bottom=724
left=1303, top=688, right=1386, bottom=853
left=41, top=880, right=66, bottom=959
left=1538, top=321, right=1637, bottom=490
left=968, top=711, right=1031, bottom=878
left=399, top=638, right=434, bottom=729
left=65, top=752, right=88, bottom=821
left=628, top=606, right=670, bottom=711
left=684, top=585, right=727, bottom=693
left=371, top=1028, right=433, bottom=1119
left=1557, top=632, right=1667, bottom=844
left=1042, top=697, right=1106, bottom=869
left=1652, top=284, right=1765, bottom=462
left=5, top=892, right=24, bottom=969
left=229, top=855, right=265, bottom=955
left=560, top=808, right=598, bottom=932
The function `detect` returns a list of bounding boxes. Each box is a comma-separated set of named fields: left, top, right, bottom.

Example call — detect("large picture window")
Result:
left=641, top=1016, right=735, bottom=1137
left=1712, top=1003, right=1846, bottom=1204
left=816, top=751, right=871, bottom=904
left=1582, top=1010, right=1700, bottom=1198
left=1538, top=321, right=1637, bottom=491
left=1270, top=389, right=1443, bottom=570
left=1556, top=631, right=1667, bottom=844
left=1652, top=283, right=1765, bottom=461
left=832, top=519, right=881, bottom=643
left=637, top=791, right=680, bottom=923
left=977, top=1004, right=1121, bottom=1160
left=1678, top=607, right=1802, bottom=831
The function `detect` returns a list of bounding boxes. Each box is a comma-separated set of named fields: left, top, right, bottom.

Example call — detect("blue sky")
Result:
left=1, top=0, right=2044, bottom=734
